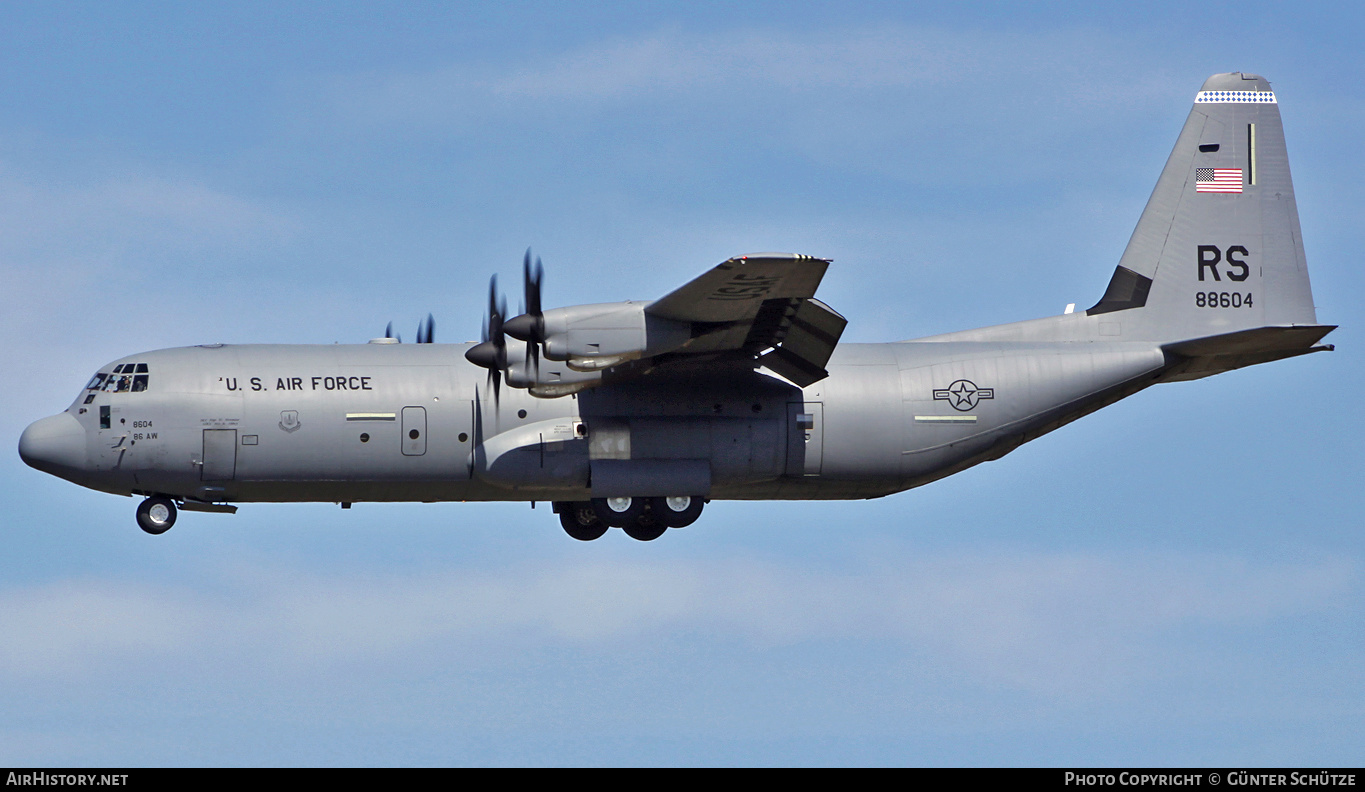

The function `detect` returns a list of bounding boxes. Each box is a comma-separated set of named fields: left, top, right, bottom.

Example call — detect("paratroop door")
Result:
left=787, top=402, right=823, bottom=476
left=201, top=429, right=237, bottom=480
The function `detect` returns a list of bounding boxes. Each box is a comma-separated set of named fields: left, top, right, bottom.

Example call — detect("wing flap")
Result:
left=756, top=298, right=848, bottom=387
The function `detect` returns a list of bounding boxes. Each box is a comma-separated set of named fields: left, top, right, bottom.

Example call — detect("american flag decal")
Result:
left=1196, top=168, right=1243, bottom=193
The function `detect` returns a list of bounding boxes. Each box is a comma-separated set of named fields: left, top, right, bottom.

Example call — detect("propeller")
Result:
left=504, top=248, right=546, bottom=377
left=464, top=275, right=508, bottom=404
left=383, top=321, right=402, bottom=343
left=416, top=313, right=435, bottom=344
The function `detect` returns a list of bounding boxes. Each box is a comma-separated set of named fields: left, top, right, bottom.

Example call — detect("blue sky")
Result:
left=1, top=1, right=1361, bottom=766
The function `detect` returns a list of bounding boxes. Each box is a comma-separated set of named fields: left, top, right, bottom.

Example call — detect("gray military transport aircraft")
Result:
left=19, top=73, right=1335, bottom=541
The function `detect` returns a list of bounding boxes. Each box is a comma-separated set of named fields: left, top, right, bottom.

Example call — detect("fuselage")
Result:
left=15, top=73, right=1334, bottom=540
left=20, top=335, right=1170, bottom=506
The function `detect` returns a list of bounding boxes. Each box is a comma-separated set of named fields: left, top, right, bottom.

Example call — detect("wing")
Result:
left=648, top=253, right=830, bottom=323
left=493, top=252, right=848, bottom=397
left=641, top=253, right=847, bottom=386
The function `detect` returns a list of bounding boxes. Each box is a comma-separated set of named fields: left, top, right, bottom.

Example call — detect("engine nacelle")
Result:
left=497, top=340, right=603, bottom=397
left=538, top=302, right=689, bottom=367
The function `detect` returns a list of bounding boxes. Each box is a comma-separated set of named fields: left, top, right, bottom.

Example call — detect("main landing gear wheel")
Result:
left=136, top=496, right=177, bottom=535
left=650, top=496, right=704, bottom=528
left=559, top=502, right=607, bottom=541
left=623, top=511, right=667, bottom=542
left=592, top=496, right=646, bottom=528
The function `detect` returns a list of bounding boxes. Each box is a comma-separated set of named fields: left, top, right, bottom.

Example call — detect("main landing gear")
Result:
left=136, top=496, right=177, bottom=535
left=554, top=496, right=705, bottom=541
left=559, top=502, right=609, bottom=541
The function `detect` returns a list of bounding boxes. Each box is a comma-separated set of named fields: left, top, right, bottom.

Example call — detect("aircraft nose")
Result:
left=19, top=412, right=89, bottom=477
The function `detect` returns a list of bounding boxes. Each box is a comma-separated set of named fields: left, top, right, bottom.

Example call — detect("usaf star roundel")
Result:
left=932, top=379, right=995, bottom=412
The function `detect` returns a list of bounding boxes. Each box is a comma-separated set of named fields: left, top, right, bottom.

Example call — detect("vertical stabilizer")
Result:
left=1088, top=73, right=1320, bottom=343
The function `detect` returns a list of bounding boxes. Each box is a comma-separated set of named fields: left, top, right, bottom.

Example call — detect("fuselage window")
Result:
left=86, top=373, right=107, bottom=390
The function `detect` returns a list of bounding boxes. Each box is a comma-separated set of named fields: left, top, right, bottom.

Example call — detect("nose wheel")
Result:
left=136, top=496, right=177, bottom=535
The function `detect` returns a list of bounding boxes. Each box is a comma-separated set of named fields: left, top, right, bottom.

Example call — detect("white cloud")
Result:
left=0, top=551, right=1350, bottom=699
left=0, top=580, right=211, bottom=677
left=315, top=25, right=1187, bottom=132
left=0, top=169, right=292, bottom=263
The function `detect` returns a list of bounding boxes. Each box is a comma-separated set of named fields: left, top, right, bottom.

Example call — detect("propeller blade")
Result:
left=467, top=276, right=509, bottom=409
left=416, top=313, right=435, bottom=344
left=525, top=249, right=543, bottom=378
left=505, top=248, right=547, bottom=378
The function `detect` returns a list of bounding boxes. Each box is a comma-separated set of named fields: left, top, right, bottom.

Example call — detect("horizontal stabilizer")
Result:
left=1161, top=324, right=1335, bottom=381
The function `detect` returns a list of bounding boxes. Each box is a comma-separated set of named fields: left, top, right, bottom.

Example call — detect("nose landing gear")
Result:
left=136, top=496, right=177, bottom=535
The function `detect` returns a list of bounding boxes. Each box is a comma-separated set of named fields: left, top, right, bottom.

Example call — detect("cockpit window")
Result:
left=88, top=364, right=151, bottom=393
